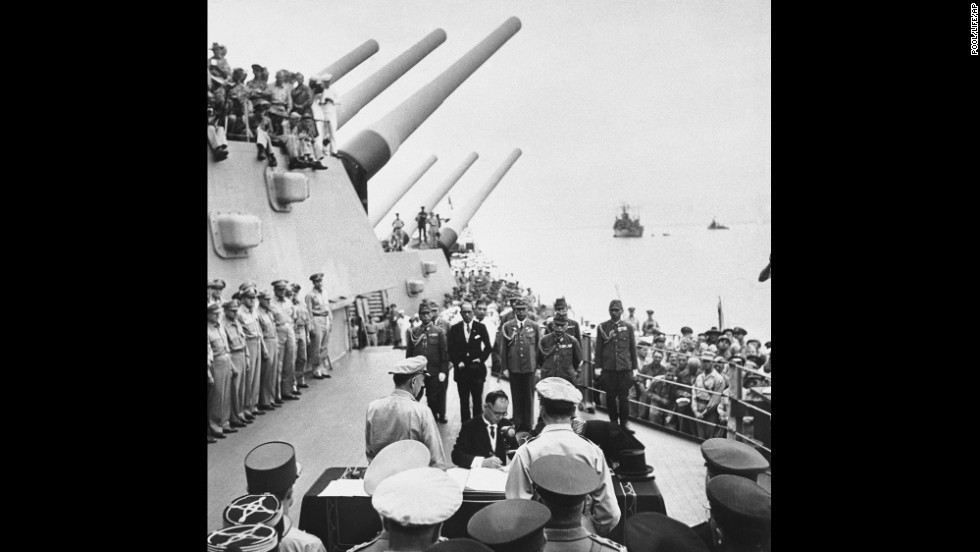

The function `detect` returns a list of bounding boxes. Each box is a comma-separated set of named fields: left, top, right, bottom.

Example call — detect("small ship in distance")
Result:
left=708, top=217, right=729, bottom=230
left=613, top=204, right=644, bottom=238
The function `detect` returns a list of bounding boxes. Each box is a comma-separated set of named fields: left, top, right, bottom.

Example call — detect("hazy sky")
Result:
left=208, top=0, right=771, bottom=231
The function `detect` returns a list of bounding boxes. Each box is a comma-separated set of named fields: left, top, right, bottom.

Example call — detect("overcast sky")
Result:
left=208, top=0, right=771, bottom=231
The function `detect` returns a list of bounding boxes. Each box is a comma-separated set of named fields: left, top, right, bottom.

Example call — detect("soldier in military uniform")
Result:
left=290, top=283, right=313, bottom=392
left=538, top=316, right=582, bottom=385
left=529, top=455, right=626, bottom=552
left=208, top=279, right=226, bottom=304
left=305, top=273, right=333, bottom=379
left=641, top=310, right=660, bottom=336
left=593, top=300, right=639, bottom=434
left=467, top=498, right=551, bottom=552
left=271, top=280, right=300, bottom=402
left=236, top=287, right=265, bottom=418
left=506, top=377, right=621, bottom=536
left=208, top=303, right=237, bottom=439
left=691, top=475, right=770, bottom=552
left=626, top=513, right=710, bottom=552
left=405, top=304, right=450, bottom=423
left=221, top=299, right=252, bottom=429
left=256, top=289, right=281, bottom=411
left=544, top=297, right=581, bottom=342
left=498, top=298, right=540, bottom=431
left=370, top=467, right=463, bottom=551
left=624, top=307, right=641, bottom=333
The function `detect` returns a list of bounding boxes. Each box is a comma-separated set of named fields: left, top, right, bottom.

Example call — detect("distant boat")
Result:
left=708, top=218, right=729, bottom=230
left=662, top=233, right=670, bottom=236
left=613, top=204, right=644, bottom=238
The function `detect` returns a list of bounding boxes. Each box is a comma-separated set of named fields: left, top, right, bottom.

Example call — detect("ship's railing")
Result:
left=579, top=333, right=771, bottom=458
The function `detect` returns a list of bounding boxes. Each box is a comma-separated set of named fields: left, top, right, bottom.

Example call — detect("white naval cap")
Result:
left=363, top=440, right=431, bottom=496
left=535, top=377, right=583, bottom=404
left=372, top=467, right=463, bottom=526
left=389, top=356, right=429, bottom=375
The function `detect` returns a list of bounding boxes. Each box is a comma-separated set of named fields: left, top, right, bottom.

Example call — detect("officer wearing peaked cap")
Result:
left=221, top=299, right=252, bottom=430
left=372, top=467, right=463, bottom=551
left=700, top=438, right=770, bottom=483
left=530, top=455, right=626, bottom=552
left=349, top=440, right=433, bottom=552
left=506, top=377, right=621, bottom=537
left=255, top=289, right=280, bottom=411
left=208, top=301, right=236, bottom=441
left=209, top=279, right=226, bottom=303
left=270, top=280, right=300, bottom=403
left=545, top=297, right=581, bottom=342
left=236, top=287, right=264, bottom=419
left=626, top=513, right=711, bottom=552
left=692, top=475, right=771, bottom=552
left=305, top=273, right=334, bottom=379
left=467, top=498, right=550, bottom=552
left=594, top=299, right=639, bottom=434
left=406, top=301, right=450, bottom=424
left=365, top=356, right=447, bottom=468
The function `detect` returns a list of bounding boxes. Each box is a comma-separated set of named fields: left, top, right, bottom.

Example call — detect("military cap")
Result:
left=628, top=306, right=636, bottom=311
left=646, top=309, right=654, bottom=314
left=700, top=438, right=769, bottom=480
left=746, top=338, right=761, bottom=347
left=271, top=279, right=289, bottom=289
left=257, top=289, right=272, bottom=300
left=467, top=499, right=549, bottom=552
left=706, top=475, right=771, bottom=542
left=239, top=281, right=257, bottom=291
left=536, top=377, right=582, bottom=404
left=252, top=98, right=271, bottom=109
left=208, top=302, right=222, bottom=314
left=512, top=298, right=528, bottom=308
left=417, top=303, right=432, bottom=314
left=222, top=299, right=240, bottom=311
left=290, top=283, right=301, bottom=293
left=244, top=441, right=302, bottom=495
left=529, top=455, right=601, bottom=504
left=389, top=356, right=429, bottom=376
left=625, top=513, right=710, bottom=552
left=240, top=288, right=257, bottom=299
left=310, top=273, right=324, bottom=282
left=363, top=440, right=430, bottom=496
left=222, top=494, right=283, bottom=529
left=705, top=327, right=721, bottom=336
left=609, top=299, right=623, bottom=310
left=426, top=539, right=494, bottom=552
left=209, top=279, right=227, bottom=290
left=372, top=467, right=463, bottom=526
left=732, top=327, right=747, bottom=336
left=716, top=335, right=731, bottom=345
left=206, top=523, right=279, bottom=552
left=210, top=42, right=225, bottom=51
left=553, top=297, right=568, bottom=309
left=251, top=63, right=266, bottom=72
left=765, top=341, right=771, bottom=349
left=681, top=326, right=694, bottom=335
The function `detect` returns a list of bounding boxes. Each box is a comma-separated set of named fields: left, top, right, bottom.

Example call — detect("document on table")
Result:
left=319, top=478, right=368, bottom=497
left=465, top=467, right=509, bottom=492
left=446, top=467, right=471, bottom=490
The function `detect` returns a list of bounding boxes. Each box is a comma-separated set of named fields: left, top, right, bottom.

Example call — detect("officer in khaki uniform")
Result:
left=256, top=289, right=281, bottom=410
left=538, top=320, right=582, bottom=385
left=530, top=455, right=626, bottom=552
left=405, top=304, right=450, bottom=423
left=593, top=300, right=639, bottom=434
left=221, top=299, right=252, bottom=428
left=236, top=287, right=265, bottom=418
left=626, top=513, right=710, bottom=552
left=545, top=297, right=581, bottom=342
left=290, top=283, right=312, bottom=392
left=305, top=273, right=333, bottom=379
left=691, top=475, right=770, bottom=552
left=270, top=280, right=299, bottom=402
left=498, top=298, right=540, bottom=431
left=208, top=302, right=237, bottom=438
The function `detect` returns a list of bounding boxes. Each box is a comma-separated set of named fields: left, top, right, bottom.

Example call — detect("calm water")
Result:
left=466, top=221, right=772, bottom=342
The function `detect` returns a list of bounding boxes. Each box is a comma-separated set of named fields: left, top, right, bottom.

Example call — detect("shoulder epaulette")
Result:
left=346, top=534, right=382, bottom=551
left=589, top=534, right=627, bottom=551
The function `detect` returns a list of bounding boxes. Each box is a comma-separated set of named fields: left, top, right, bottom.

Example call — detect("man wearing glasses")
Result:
left=451, top=390, right=520, bottom=468
left=448, top=302, right=493, bottom=422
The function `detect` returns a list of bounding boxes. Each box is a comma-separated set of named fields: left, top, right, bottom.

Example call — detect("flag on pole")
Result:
left=718, top=296, right=725, bottom=330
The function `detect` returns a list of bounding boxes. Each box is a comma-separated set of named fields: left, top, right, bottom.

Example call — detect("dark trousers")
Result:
left=510, top=372, right=535, bottom=431
left=425, top=376, right=447, bottom=419
left=602, top=370, right=633, bottom=426
left=457, top=379, right=484, bottom=422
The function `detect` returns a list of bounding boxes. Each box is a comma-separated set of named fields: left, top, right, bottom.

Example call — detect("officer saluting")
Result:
left=405, top=303, right=450, bottom=423
left=593, top=299, right=639, bottom=434
left=529, top=455, right=626, bottom=551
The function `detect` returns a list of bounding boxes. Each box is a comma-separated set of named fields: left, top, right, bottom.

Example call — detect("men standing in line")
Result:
left=222, top=300, right=252, bottom=430
left=305, top=273, right=333, bottom=379
left=451, top=389, right=520, bottom=469
left=642, top=310, right=660, bottom=337
left=271, top=280, right=299, bottom=402
left=365, top=356, right=447, bottom=467
left=498, top=298, right=541, bottom=432
left=290, top=283, right=312, bottom=393
left=593, top=300, right=639, bottom=434
left=625, top=307, right=641, bottom=333
left=208, top=303, right=236, bottom=439
left=448, top=302, right=494, bottom=422
left=256, top=289, right=281, bottom=411
left=505, top=377, right=621, bottom=536
left=236, top=287, right=265, bottom=419
left=406, top=304, right=450, bottom=423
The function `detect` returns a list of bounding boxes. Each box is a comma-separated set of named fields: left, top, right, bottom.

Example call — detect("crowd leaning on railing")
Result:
left=207, top=42, right=340, bottom=170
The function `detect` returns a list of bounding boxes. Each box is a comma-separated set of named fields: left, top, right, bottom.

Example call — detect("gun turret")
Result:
left=439, top=148, right=522, bottom=250
left=402, top=152, right=478, bottom=240
left=315, top=39, right=380, bottom=84
left=338, top=29, right=447, bottom=129
left=369, top=155, right=438, bottom=228
left=338, top=17, right=522, bottom=210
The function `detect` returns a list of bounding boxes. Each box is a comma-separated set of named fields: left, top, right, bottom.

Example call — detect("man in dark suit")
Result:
left=451, top=390, right=520, bottom=468
left=448, top=301, right=493, bottom=422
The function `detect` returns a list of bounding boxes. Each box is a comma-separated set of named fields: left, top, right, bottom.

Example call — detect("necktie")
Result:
left=466, top=324, right=471, bottom=340
left=490, top=425, right=496, bottom=442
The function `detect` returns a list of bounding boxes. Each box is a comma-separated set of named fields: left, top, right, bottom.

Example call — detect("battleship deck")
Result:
left=207, top=346, right=769, bottom=533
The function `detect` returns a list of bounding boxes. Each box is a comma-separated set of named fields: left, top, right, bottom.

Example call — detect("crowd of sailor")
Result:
left=207, top=42, right=340, bottom=170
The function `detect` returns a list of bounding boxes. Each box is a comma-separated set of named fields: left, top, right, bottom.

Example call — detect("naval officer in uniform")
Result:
left=529, top=455, right=626, bottom=552
left=371, top=467, right=463, bottom=551
left=305, top=273, right=333, bottom=379
left=405, top=304, right=450, bottom=423
left=498, top=298, right=540, bottom=431
left=693, top=475, right=771, bottom=552
left=593, top=299, right=639, bottom=434
left=467, top=499, right=551, bottom=552
left=271, top=280, right=299, bottom=401
left=506, top=377, right=621, bottom=536
left=237, top=287, right=265, bottom=419
left=221, top=299, right=251, bottom=429
left=208, top=302, right=236, bottom=439
left=256, top=289, right=281, bottom=410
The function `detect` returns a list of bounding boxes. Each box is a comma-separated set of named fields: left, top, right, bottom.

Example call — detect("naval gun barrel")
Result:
left=402, top=152, right=479, bottom=240
left=338, top=29, right=447, bottom=129
left=339, top=17, right=521, bottom=185
left=439, top=148, right=522, bottom=250
left=369, top=155, right=439, bottom=228
left=315, top=39, right=380, bottom=84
